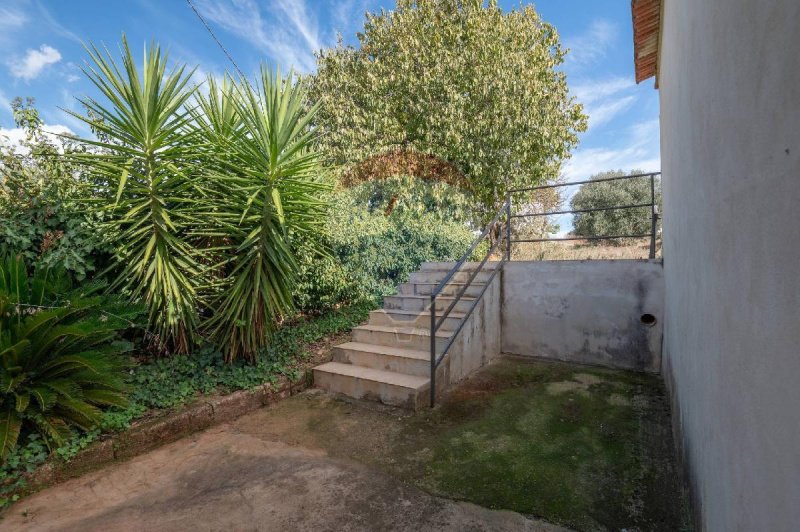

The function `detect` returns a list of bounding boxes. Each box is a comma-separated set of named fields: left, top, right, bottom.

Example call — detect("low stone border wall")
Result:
left=20, top=370, right=313, bottom=494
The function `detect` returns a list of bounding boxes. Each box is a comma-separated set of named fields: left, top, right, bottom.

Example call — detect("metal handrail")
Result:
left=427, top=172, right=661, bottom=407
left=511, top=202, right=653, bottom=218
left=429, top=199, right=510, bottom=407
left=512, top=171, right=659, bottom=192
left=509, top=172, right=661, bottom=259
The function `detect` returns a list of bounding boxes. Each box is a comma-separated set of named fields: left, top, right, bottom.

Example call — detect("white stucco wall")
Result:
left=501, top=260, right=664, bottom=373
left=658, top=0, right=800, bottom=529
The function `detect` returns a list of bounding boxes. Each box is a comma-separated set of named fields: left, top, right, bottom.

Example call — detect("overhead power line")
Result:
left=185, top=0, right=249, bottom=83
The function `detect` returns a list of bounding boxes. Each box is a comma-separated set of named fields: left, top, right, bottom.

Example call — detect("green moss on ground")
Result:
left=236, top=357, right=691, bottom=531
left=401, top=360, right=679, bottom=530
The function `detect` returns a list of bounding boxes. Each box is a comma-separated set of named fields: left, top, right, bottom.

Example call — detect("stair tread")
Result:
left=314, top=362, right=429, bottom=389
left=386, top=294, right=477, bottom=301
left=371, top=308, right=467, bottom=319
left=335, top=341, right=430, bottom=360
left=354, top=324, right=451, bottom=338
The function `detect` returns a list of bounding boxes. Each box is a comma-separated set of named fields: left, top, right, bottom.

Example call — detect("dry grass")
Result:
left=511, top=237, right=662, bottom=261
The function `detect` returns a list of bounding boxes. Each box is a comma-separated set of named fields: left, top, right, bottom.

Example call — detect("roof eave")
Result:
left=632, top=0, right=662, bottom=87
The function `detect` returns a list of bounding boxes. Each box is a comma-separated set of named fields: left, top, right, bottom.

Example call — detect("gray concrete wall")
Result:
left=658, top=0, right=800, bottom=529
left=448, top=271, right=502, bottom=382
left=501, top=260, right=663, bottom=373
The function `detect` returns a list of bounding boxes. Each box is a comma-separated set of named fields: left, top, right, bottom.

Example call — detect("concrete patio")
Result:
left=4, top=357, right=688, bottom=531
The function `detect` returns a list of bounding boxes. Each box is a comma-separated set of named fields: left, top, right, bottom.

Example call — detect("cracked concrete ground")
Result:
left=2, top=420, right=566, bottom=532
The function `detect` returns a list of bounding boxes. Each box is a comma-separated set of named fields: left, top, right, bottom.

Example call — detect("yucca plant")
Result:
left=67, top=36, right=203, bottom=354
left=0, top=256, right=139, bottom=460
left=199, top=68, right=330, bottom=362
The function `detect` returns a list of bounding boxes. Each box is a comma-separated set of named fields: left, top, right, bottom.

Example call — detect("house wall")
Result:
left=658, top=0, right=800, bottom=529
left=501, top=260, right=663, bottom=373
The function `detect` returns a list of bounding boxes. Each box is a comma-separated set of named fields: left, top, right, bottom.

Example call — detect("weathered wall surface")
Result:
left=448, top=271, right=502, bottom=382
left=501, top=260, right=664, bottom=373
left=659, top=0, right=800, bottom=529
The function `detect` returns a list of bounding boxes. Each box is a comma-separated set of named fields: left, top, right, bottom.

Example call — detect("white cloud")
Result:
left=332, top=0, right=373, bottom=37
left=572, top=77, right=633, bottom=104
left=272, top=0, right=321, bottom=52
left=33, top=2, right=81, bottom=44
left=563, top=119, right=661, bottom=182
left=0, top=89, right=11, bottom=118
left=193, top=0, right=325, bottom=73
left=564, top=19, right=617, bottom=67
left=9, top=44, right=62, bottom=80
left=586, top=95, right=637, bottom=129
left=0, top=6, right=26, bottom=30
left=571, top=76, right=639, bottom=130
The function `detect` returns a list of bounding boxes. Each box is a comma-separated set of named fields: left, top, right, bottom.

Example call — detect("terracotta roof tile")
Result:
left=632, top=0, right=662, bottom=84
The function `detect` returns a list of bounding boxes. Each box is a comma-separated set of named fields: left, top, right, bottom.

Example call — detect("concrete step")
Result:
left=333, top=341, right=439, bottom=377
left=383, top=294, right=476, bottom=313
left=368, top=309, right=465, bottom=331
left=409, top=270, right=495, bottom=285
left=420, top=261, right=501, bottom=272
left=313, top=362, right=429, bottom=410
left=351, top=324, right=450, bottom=353
left=397, top=281, right=485, bottom=298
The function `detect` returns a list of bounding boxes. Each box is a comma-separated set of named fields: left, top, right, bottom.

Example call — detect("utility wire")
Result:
left=185, top=0, right=249, bottom=84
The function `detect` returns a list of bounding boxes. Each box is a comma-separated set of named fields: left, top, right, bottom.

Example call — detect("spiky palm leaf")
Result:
left=67, top=36, right=202, bottom=353
left=0, top=256, right=139, bottom=460
left=200, top=68, right=330, bottom=361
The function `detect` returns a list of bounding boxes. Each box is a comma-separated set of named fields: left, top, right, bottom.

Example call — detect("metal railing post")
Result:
left=505, top=193, right=512, bottom=262
left=649, top=174, right=657, bottom=259
left=430, top=294, right=437, bottom=407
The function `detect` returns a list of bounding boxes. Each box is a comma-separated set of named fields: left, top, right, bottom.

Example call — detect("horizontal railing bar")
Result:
left=435, top=263, right=502, bottom=369
left=434, top=231, right=503, bottom=333
left=431, top=200, right=508, bottom=297
left=511, top=202, right=654, bottom=218
left=511, top=172, right=660, bottom=193
left=513, top=233, right=652, bottom=243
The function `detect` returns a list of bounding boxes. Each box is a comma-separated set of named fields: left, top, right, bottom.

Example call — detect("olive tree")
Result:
left=571, top=170, right=662, bottom=243
left=310, top=0, right=587, bottom=221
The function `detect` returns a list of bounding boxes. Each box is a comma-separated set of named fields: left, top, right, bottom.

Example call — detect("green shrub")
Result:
left=0, top=98, right=112, bottom=279
left=0, top=256, right=140, bottom=460
left=293, top=245, right=367, bottom=313
left=294, top=186, right=478, bottom=310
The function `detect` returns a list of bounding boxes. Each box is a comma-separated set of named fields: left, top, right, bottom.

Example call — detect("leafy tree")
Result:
left=0, top=256, right=139, bottom=459
left=310, top=0, right=586, bottom=220
left=571, top=170, right=662, bottom=243
left=345, top=174, right=476, bottom=223
left=0, top=98, right=111, bottom=279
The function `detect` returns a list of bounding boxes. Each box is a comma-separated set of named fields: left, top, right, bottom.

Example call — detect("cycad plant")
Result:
left=0, top=256, right=138, bottom=459
left=200, top=68, right=330, bottom=362
left=67, top=36, right=202, bottom=353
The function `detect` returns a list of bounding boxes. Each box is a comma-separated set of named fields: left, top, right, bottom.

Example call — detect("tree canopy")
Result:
left=571, top=170, right=662, bottom=243
left=310, top=0, right=587, bottom=219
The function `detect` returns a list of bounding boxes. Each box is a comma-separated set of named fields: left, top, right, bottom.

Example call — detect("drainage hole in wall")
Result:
left=640, top=313, right=657, bottom=326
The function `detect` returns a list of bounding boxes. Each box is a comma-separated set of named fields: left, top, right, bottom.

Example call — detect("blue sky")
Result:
left=0, top=0, right=660, bottom=188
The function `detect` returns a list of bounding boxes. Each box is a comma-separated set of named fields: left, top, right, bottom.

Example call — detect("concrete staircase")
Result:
left=313, top=262, right=498, bottom=410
